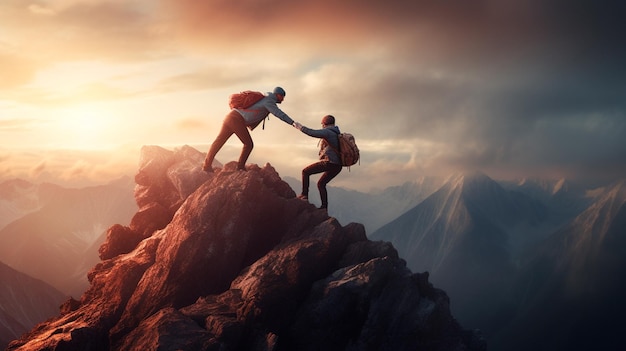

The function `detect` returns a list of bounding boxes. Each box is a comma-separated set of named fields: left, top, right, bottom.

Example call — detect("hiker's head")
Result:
left=273, top=86, right=286, bottom=103
left=321, top=115, right=335, bottom=127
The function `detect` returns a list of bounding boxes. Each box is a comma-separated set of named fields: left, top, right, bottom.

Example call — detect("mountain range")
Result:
left=0, top=260, right=66, bottom=350
left=1, top=144, right=623, bottom=350
left=491, top=179, right=626, bottom=350
left=371, top=171, right=624, bottom=350
left=6, top=145, right=484, bottom=351
left=0, top=179, right=45, bottom=229
left=370, top=172, right=542, bottom=335
left=0, top=177, right=136, bottom=297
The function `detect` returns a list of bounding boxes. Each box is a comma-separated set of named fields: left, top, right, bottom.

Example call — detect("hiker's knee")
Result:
left=317, top=180, right=327, bottom=190
left=243, top=140, right=254, bottom=150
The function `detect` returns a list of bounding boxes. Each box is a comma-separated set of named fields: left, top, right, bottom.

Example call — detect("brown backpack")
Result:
left=328, top=131, right=360, bottom=167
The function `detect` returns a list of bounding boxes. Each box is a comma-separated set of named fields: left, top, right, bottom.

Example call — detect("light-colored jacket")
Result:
left=300, top=125, right=341, bottom=165
left=234, top=92, right=294, bottom=129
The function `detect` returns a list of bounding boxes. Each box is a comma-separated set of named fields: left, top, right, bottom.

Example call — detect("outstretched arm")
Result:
left=264, top=100, right=294, bottom=125
left=297, top=125, right=334, bottom=139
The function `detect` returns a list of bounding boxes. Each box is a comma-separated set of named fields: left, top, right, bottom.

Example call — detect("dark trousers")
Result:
left=301, top=161, right=342, bottom=209
left=204, top=110, right=253, bottom=170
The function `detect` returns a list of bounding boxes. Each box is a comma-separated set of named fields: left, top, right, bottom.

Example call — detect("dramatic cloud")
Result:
left=1, top=0, right=625, bottom=188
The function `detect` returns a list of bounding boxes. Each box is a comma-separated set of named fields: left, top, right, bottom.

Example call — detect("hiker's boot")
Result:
left=297, top=194, right=308, bottom=202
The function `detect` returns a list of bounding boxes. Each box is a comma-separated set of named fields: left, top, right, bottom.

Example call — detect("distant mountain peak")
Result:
left=498, top=178, right=626, bottom=350
left=516, top=176, right=572, bottom=196
left=571, top=178, right=626, bottom=237
left=552, top=177, right=567, bottom=194
left=8, top=146, right=484, bottom=351
left=0, top=261, right=65, bottom=350
left=608, top=178, right=626, bottom=198
left=0, top=178, right=34, bottom=189
left=441, top=171, right=502, bottom=200
left=445, top=170, right=492, bottom=187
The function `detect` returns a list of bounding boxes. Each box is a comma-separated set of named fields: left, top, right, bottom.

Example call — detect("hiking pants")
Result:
left=301, top=161, right=342, bottom=209
left=204, top=110, right=253, bottom=170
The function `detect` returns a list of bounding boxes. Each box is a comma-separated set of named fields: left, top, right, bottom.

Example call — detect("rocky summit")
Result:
left=7, top=145, right=485, bottom=351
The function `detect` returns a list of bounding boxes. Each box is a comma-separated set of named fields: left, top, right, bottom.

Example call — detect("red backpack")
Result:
left=228, top=91, right=265, bottom=109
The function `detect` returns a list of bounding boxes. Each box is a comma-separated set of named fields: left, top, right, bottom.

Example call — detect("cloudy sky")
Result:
left=1, top=0, right=625, bottom=191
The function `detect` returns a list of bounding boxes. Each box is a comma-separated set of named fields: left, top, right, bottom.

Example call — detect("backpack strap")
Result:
left=326, top=129, right=342, bottom=165
left=262, top=116, right=268, bottom=130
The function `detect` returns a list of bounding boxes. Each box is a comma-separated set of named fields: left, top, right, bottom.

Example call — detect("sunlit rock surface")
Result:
left=8, top=145, right=484, bottom=351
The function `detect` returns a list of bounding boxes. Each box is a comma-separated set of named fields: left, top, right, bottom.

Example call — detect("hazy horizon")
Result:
left=2, top=0, right=625, bottom=191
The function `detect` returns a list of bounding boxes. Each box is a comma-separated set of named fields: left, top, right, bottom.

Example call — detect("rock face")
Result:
left=8, top=145, right=484, bottom=351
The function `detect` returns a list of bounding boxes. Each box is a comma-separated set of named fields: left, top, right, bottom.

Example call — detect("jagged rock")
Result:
left=338, top=239, right=400, bottom=268
left=290, top=257, right=462, bottom=350
left=129, top=201, right=171, bottom=238
left=117, top=308, right=213, bottom=351
left=99, top=146, right=213, bottom=261
left=133, top=145, right=212, bottom=232
left=98, top=224, right=142, bottom=260
left=8, top=145, right=485, bottom=351
left=59, top=297, right=81, bottom=315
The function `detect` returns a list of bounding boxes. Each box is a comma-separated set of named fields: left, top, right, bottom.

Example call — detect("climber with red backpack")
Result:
left=203, top=86, right=299, bottom=172
left=293, top=115, right=355, bottom=210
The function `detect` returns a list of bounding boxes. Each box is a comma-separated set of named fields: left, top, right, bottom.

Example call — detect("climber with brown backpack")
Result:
left=293, top=115, right=359, bottom=210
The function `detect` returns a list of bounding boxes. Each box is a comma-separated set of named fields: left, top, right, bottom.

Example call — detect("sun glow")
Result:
left=56, top=104, right=116, bottom=149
